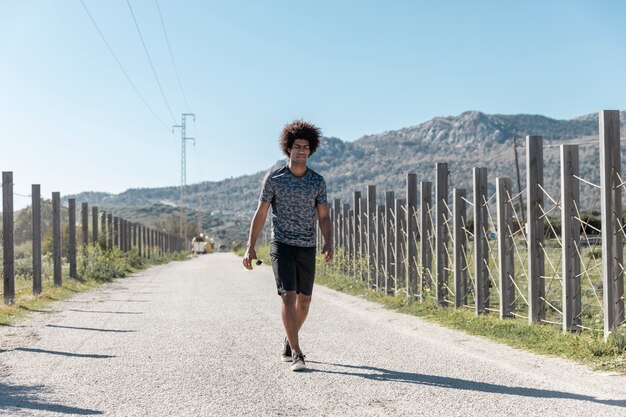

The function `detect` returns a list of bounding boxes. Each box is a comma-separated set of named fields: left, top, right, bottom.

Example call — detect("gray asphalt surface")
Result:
left=1, top=252, right=626, bottom=416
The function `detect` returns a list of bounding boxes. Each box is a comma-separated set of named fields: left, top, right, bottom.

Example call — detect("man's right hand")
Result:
left=243, top=247, right=257, bottom=270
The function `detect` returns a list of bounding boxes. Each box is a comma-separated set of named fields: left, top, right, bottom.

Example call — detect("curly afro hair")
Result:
left=279, top=120, right=321, bottom=156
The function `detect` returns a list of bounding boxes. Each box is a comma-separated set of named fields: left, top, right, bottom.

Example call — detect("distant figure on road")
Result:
left=243, top=120, right=333, bottom=372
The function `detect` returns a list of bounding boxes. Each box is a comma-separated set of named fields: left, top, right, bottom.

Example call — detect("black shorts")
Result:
left=270, top=242, right=317, bottom=296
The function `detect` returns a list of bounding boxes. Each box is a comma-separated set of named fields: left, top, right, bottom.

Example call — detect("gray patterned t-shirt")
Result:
left=259, top=165, right=328, bottom=247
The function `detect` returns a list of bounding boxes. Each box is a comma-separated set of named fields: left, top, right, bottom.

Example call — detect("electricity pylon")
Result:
left=173, top=113, right=196, bottom=245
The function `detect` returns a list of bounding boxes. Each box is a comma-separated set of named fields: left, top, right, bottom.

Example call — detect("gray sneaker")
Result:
left=281, top=337, right=292, bottom=362
left=291, top=352, right=306, bottom=371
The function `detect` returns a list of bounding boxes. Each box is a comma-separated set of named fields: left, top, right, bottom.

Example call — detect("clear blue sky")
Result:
left=1, top=1, right=624, bottom=208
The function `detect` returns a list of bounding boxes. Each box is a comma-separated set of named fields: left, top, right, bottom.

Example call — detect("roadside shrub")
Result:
left=78, top=245, right=128, bottom=281
left=124, top=248, right=144, bottom=270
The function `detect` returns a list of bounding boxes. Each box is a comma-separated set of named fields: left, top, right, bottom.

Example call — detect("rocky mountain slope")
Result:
left=66, top=110, right=626, bottom=242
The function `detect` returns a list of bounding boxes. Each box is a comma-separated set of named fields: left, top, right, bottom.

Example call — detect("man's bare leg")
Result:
left=282, top=293, right=313, bottom=351
left=295, top=293, right=312, bottom=332
left=281, top=292, right=300, bottom=354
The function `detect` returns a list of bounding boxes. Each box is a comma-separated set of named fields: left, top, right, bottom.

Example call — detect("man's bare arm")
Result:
left=243, top=201, right=271, bottom=269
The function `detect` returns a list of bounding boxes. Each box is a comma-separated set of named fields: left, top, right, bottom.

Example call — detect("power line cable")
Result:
left=126, top=0, right=178, bottom=123
left=79, top=0, right=169, bottom=130
left=155, top=0, right=192, bottom=112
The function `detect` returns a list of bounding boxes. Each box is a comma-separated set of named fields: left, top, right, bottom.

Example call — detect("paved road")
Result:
left=1, top=253, right=625, bottom=416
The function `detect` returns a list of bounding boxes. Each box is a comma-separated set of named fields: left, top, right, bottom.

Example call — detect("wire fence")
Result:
left=1, top=175, right=186, bottom=305
left=321, top=110, right=622, bottom=341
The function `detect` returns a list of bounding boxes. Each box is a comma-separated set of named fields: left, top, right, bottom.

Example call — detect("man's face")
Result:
left=289, top=139, right=311, bottom=164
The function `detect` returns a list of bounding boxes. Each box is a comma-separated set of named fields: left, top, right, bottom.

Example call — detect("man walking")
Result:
left=243, top=120, right=333, bottom=372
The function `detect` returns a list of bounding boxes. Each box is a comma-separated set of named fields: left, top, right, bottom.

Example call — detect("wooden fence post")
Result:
left=119, top=217, right=124, bottom=251
left=127, top=220, right=132, bottom=252
left=395, top=198, right=406, bottom=294
left=93, top=206, right=99, bottom=244
left=100, top=211, right=106, bottom=247
left=316, top=218, right=320, bottom=251
left=497, top=177, right=515, bottom=318
left=107, top=213, right=113, bottom=249
left=120, top=217, right=124, bottom=250
left=385, top=191, right=395, bottom=295
left=376, top=205, right=385, bottom=291
left=474, top=167, right=489, bottom=314
left=119, top=217, right=123, bottom=250
left=339, top=203, right=345, bottom=252
left=599, top=110, right=623, bottom=338
left=327, top=208, right=333, bottom=252
left=80, top=202, right=88, bottom=277
left=150, top=229, right=155, bottom=258
left=120, top=219, right=125, bottom=251
left=360, top=196, right=367, bottom=282
left=436, top=163, right=448, bottom=306
left=561, top=144, right=581, bottom=331
left=3, top=172, right=14, bottom=304
left=146, top=227, right=151, bottom=259
left=122, top=219, right=127, bottom=251
left=138, top=224, right=143, bottom=258
left=343, top=203, right=351, bottom=267
left=348, top=209, right=354, bottom=274
left=127, top=221, right=132, bottom=251
left=453, top=188, right=467, bottom=307
left=367, top=185, right=377, bottom=288
left=111, top=216, right=116, bottom=248
left=68, top=198, right=77, bottom=278
left=406, top=173, right=418, bottom=297
left=420, top=181, right=433, bottom=302
left=123, top=219, right=127, bottom=251
left=32, top=184, right=42, bottom=296
left=353, top=191, right=362, bottom=278
left=81, top=202, right=89, bottom=245
left=52, top=192, right=62, bottom=287
left=146, top=228, right=151, bottom=258
left=334, top=199, right=341, bottom=251
left=527, top=135, right=545, bottom=323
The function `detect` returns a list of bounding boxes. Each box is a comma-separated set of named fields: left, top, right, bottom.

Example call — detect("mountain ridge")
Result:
left=64, top=110, right=626, bottom=242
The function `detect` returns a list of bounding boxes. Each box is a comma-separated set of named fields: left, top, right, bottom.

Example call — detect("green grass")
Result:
left=240, top=243, right=626, bottom=374
left=232, top=240, right=626, bottom=372
left=316, top=253, right=626, bottom=374
left=0, top=246, right=190, bottom=325
left=0, top=278, right=103, bottom=324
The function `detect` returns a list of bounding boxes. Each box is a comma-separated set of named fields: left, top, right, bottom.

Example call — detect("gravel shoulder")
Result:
left=1, top=252, right=625, bottom=416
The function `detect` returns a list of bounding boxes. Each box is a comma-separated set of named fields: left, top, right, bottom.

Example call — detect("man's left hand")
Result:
left=322, top=243, right=333, bottom=263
